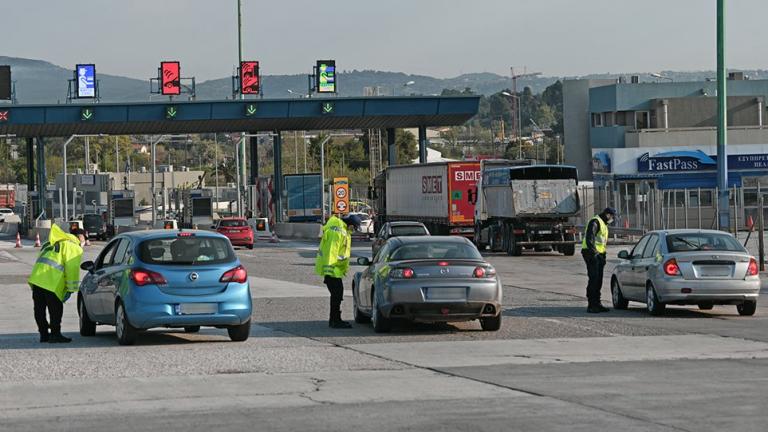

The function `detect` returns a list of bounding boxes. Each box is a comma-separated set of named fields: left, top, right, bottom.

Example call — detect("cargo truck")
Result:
left=373, top=162, right=481, bottom=236
left=284, top=173, right=322, bottom=223
left=474, top=164, right=580, bottom=256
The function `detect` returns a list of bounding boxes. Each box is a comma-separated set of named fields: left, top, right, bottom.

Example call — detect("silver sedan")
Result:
left=611, top=229, right=760, bottom=316
left=353, top=236, right=502, bottom=333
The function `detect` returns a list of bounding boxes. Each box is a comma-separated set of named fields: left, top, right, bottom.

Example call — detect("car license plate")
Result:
left=229, top=230, right=240, bottom=233
left=178, top=303, right=218, bottom=315
left=698, top=266, right=731, bottom=277
left=539, top=230, right=551, bottom=234
left=425, top=287, right=467, bottom=300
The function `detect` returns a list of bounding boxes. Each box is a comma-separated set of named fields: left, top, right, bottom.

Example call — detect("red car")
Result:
left=214, top=218, right=254, bottom=249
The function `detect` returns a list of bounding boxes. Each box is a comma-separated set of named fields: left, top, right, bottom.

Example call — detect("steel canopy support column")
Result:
left=387, top=128, right=397, bottom=167
left=717, top=0, right=730, bottom=230
left=250, top=135, right=259, bottom=185
left=36, top=137, right=47, bottom=219
left=26, top=138, right=35, bottom=196
left=418, top=126, right=428, bottom=164
left=273, top=131, right=283, bottom=223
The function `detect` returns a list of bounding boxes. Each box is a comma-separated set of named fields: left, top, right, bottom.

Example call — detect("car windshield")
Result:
left=139, top=236, right=236, bottom=265
left=83, top=215, right=101, bottom=223
left=391, top=225, right=428, bottom=236
left=357, top=214, right=371, bottom=221
left=390, top=242, right=482, bottom=260
left=219, top=220, right=247, bottom=227
left=666, top=233, right=745, bottom=253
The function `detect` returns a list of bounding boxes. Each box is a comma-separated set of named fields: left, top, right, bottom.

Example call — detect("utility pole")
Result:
left=716, top=0, right=730, bottom=230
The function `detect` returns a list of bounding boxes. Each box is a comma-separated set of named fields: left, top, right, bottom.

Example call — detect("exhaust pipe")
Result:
left=483, top=304, right=496, bottom=314
left=392, top=305, right=405, bottom=315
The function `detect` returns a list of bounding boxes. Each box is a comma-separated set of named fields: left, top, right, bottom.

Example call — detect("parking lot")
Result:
left=1, top=236, right=767, bottom=432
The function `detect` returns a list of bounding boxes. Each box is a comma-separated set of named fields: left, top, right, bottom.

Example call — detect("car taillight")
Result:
left=664, top=259, right=681, bottom=276
left=220, top=265, right=248, bottom=283
left=438, top=261, right=449, bottom=266
left=474, top=266, right=497, bottom=278
left=130, top=269, right=167, bottom=286
left=747, top=258, right=759, bottom=276
left=390, top=268, right=415, bottom=279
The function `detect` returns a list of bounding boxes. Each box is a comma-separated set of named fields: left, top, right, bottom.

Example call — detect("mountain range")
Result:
left=3, top=56, right=768, bottom=104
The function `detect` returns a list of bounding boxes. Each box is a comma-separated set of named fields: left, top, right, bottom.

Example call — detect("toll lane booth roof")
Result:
left=0, top=96, right=480, bottom=137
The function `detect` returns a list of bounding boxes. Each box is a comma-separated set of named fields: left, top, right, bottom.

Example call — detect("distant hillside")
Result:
left=3, top=56, right=768, bottom=104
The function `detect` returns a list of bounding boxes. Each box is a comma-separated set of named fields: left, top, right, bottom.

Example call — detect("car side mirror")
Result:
left=80, top=261, right=95, bottom=273
left=357, top=257, right=371, bottom=266
left=617, top=250, right=630, bottom=260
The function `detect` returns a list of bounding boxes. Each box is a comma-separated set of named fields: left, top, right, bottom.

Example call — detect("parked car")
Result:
left=611, top=229, right=760, bottom=316
left=83, top=213, right=107, bottom=240
left=0, top=208, right=13, bottom=223
left=213, top=217, right=254, bottom=249
left=372, top=221, right=430, bottom=255
left=353, top=236, right=502, bottom=333
left=77, top=230, right=252, bottom=345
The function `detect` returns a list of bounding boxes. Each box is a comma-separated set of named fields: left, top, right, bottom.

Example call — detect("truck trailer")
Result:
left=474, top=164, right=580, bottom=256
left=373, top=161, right=481, bottom=236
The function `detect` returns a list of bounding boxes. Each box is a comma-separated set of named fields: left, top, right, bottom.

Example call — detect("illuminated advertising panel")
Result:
left=316, top=60, right=336, bottom=93
left=160, top=61, right=181, bottom=95
left=75, top=64, right=96, bottom=98
left=240, top=61, right=260, bottom=94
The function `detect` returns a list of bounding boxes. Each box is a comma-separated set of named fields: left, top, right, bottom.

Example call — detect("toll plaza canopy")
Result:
left=0, top=95, right=480, bottom=137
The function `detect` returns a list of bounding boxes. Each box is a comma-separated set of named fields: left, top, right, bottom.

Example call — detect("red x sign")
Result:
left=0, top=111, right=8, bottom=122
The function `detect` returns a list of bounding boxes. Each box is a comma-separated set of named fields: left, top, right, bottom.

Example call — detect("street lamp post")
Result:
left=501, top=91, right=522, bottom=159
left=716, top=0, right=730, bottom=231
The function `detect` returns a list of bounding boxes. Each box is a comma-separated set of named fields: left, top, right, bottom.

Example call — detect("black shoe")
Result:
left=48, top=334, right=72, bottom=343
left=587, top=305, right=610, bottom=313
left=39, top=333, right=49, bottom=343
left=329, top=320, right=353, bottom=329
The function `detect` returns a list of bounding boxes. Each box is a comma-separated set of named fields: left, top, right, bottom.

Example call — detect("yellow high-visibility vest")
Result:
left=315, top=215, right=352, bottom=278
left=28, top=224, right=84, bottom=301
left=581, top=215, right=608, bottom=254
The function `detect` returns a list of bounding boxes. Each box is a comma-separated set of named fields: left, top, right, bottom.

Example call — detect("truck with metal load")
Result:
left=372, top=161, right=481, bottom=236
left=180, top=189, right=213, bottom=229
left=474, top=163, right=580, bottom=256
left=284, top=173, right=322, bottom=223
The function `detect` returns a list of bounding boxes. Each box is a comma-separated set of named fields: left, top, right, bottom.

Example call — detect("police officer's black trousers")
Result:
left=582, top=252, right=606, bottom=307
left=32, top=285, right=64, bottom=336
left=323, top=276, right=344, bottom=322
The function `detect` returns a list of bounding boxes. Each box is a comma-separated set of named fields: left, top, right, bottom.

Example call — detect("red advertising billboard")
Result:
left=160, top=61, right=181, bottom=95
left=240, top=61, right=260, bottom=94
left=448, top=162, right=481, bottom=225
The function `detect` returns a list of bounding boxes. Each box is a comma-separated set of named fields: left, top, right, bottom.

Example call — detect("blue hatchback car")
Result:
left=77, top=230, right=252, bottom=345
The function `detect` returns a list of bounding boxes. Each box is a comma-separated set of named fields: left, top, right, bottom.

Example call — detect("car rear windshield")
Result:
left=219, top=220, right=247, bottom=227
left=83, top=215, right=102, bottom=224
left=391, top=226, right=428, bottom=237
left=666, top=233, right=745, bottom=253
left=139, top=236, right=236, bottom=265
left=390, top=242, right=482, bottom=260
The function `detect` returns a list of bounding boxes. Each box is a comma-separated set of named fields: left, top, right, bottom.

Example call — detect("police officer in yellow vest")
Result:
left=27, top=224, right=85, bottom=343
left=581, top=207, right=617, bottom=313
left=315, top=214, right=362, bottom=329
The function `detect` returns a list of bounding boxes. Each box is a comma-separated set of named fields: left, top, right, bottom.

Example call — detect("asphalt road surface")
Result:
left=1, top=235, right=767, bottom=432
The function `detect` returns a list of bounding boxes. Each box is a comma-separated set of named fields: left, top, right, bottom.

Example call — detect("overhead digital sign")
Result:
left=0, top=66, right=10, bottom=101
left=240, top=61, right=260, bottom=94
left=75, top=64, right=96, bottom=98
left=160, top=61, right=181, bottom=95
left=316, top=60, right=336, bottom=94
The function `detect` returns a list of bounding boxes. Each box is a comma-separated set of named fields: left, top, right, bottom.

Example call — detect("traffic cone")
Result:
left=14, top=232, right=22, bottom=248
left=269, top=231, right=280, bottom=244
left=746, top=215, right=755, bottom=230
left=623, top=218, right=630, bottom=229
left=34, top=233, right=41, bottom=248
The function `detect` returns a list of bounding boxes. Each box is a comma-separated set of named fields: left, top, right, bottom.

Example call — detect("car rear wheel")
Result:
left=184, top=326, right=201, bottom=333
left=737, top=301, right=757, bottom=316
left=247, top=243, right=254, bottom=250
left=480, top=314, right=502, bottom=331
left=116, top=302, right=138, bottom=345
left=228, top=320, right=251, bottom=341
left=698, top=302, right=714, bottom=310
left=611, top=278, right=629, bottom=310
left=78, top=295, right=96, bottom=337
left=371, top=289, right=391, bottom=333
left=646, top=285, right=666, bottom=316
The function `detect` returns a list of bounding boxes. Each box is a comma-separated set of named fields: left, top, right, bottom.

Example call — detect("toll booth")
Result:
left=106, top=190, right=135, bottom=236
left=181, top=189, right=213, bottom=229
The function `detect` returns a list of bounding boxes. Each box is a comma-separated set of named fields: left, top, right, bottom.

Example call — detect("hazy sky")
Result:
left=4, top=0, right=767, bottom=81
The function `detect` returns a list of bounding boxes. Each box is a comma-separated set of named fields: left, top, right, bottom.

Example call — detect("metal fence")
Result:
left=577, top=183, right=768, bottom=234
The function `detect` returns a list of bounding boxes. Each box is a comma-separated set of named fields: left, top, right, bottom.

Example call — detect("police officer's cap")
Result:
left=602, top=207, right=618, bottom=216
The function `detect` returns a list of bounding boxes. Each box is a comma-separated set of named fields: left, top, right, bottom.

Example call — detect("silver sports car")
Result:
left=611, top=229, right=760, bottom=316
left=353, top=236, right=502, bottom=333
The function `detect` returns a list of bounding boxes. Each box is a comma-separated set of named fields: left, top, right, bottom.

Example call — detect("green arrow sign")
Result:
left=165, top=106, right=178, bottom=120
left=80, top=108, right=94, bottom=121
left=321, top=102, right=335, bottom=115
left=244, top=103, right=257, bottom=117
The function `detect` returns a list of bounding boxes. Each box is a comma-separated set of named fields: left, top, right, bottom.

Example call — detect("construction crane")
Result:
left=510, top=67, right=542, bottom=143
